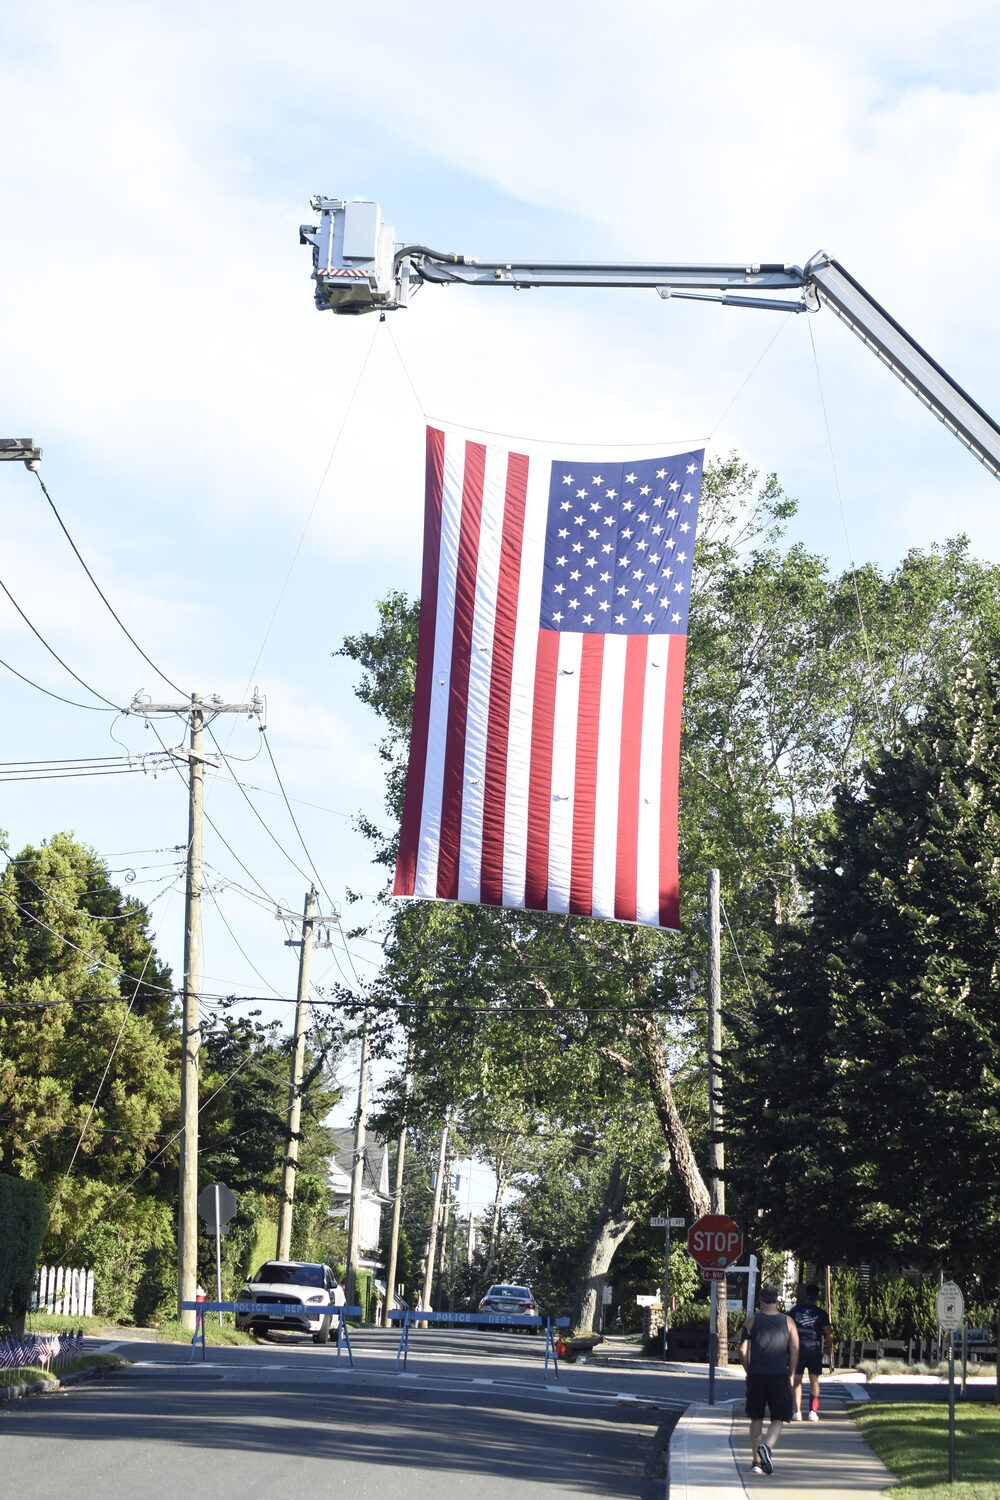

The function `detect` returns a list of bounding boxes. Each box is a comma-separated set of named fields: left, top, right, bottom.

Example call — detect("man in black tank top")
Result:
left=739, top=1286, right=799, bottom=1475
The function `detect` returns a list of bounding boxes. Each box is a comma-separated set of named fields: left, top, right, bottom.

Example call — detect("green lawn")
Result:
left=853, top=1402, right=1000, bottom=1500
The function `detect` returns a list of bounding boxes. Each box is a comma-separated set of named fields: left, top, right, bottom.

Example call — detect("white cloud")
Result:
left=2, top=0, right=999, bottom=1001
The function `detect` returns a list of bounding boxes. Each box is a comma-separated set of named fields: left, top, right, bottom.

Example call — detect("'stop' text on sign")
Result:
left=686, top=1214, right=743, bottom=1269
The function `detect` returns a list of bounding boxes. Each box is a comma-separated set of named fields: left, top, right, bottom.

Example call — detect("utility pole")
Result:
left=344, top=1015, right=372, bottom=1310
left=130, top=690, right=263, bottom=1328
left=381, top=1057, right=412, bottom=1328
left=276, top=890, right=321, bottom=1260
left=436, top=1161, right=453, bottom=1309
left=448, top=1177, right=460, bottom=1313
left=707, top=867, right=729, bottom=1365
left=422, top=1111, right=451, bottom=1313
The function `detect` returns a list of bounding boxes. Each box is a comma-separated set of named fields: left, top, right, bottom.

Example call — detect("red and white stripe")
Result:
left=394, top=427, right=688, bottom=930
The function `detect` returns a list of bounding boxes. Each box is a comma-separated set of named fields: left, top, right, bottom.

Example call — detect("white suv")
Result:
left=236, top=1260, right=345, bottom=1343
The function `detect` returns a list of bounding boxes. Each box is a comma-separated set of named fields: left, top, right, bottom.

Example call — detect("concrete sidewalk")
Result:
left=669, top=1399, right=894, bottom=1500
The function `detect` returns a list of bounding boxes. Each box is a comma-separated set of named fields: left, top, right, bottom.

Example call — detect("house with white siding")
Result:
left=327, top=1129, right=391, bottom=1255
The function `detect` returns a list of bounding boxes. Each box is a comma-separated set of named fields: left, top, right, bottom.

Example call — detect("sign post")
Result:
left=650, top=1215, right=685, bottom=1362
left=688, top=1215, right=743, bottom=1404
left=936, top=1280, right=964, bottom=1484
left=198, top=1183, right=238, bottom=1327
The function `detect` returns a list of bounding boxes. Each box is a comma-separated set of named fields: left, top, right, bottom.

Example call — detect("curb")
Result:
left=667, top=1401, right=747, bottom=1500
left=0, top=1363, right=115, bottom=1403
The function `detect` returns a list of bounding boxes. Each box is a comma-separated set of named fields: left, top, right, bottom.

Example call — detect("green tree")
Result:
left=730, top=655, right=1000, bottom=1287
left=0, top=833, right=178, bottom=1318
left=337, top=457, right=1000, bottom=1312
left=197, top=1014, right=344, bottom=1293
left=0, top=1174, right=47, bottom=1333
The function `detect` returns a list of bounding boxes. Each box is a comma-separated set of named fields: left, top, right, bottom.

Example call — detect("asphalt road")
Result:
left=0, top=1328, right=715, bottom=1500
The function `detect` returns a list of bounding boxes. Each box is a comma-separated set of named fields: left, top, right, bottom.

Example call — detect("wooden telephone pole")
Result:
left=275, top=890, right=338, bottom=1261
left=130, top=690, right=263, bottom=1328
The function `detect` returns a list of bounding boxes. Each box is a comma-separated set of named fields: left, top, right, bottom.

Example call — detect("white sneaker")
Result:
left=808, top=1410, right=819, bottom=1421
left=791, top=1411, right=803, bottom=1421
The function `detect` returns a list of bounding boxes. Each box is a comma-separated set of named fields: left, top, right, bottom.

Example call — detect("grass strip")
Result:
left=853, top=1401, right=1000, bottom=1500
left=0, top=1353, right=123, bottom=1389
left=26, top=1313, right=254, bottom=1347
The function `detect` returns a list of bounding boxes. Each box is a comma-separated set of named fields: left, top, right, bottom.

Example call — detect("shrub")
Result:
left=0, top=1175, right=48, bottom=1333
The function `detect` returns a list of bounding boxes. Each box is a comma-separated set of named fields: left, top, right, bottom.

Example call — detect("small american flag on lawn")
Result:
left=393, top=428, right=703, bottom=929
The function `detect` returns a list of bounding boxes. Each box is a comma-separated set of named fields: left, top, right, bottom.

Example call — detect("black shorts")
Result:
left=746, top=1372, right=793, bottom=1422
left=796, top=1348, right=823, bottom=1376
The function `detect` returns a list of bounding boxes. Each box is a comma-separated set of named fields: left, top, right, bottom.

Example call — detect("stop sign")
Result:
left=687, top=1213, right=743, bottom=1268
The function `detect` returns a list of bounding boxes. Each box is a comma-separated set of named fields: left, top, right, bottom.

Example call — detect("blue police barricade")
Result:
left=182, top=1301, right=361, bottom=1366
left=386, top=1308, right=571, bottom=1379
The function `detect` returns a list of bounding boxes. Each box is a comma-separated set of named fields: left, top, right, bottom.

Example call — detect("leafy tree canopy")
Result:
left=729, top=654, right=1000, bottom=1287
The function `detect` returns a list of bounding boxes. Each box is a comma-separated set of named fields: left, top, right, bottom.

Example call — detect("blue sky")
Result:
left=2, top=1, right=999, bottom=1201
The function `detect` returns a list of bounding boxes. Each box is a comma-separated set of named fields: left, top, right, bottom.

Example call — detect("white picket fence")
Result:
left=33, top=1266, right=94, bottom=1319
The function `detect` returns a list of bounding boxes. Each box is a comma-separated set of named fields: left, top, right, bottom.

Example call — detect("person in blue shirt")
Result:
left=789, top=1282, right=835, bottom=1420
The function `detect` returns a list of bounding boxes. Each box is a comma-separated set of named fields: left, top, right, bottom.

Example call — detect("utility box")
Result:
left=300, top=197, right=398, bottom=314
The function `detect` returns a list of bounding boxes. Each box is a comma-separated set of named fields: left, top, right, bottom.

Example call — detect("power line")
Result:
left=205, top=724, right=316, bottom=890
left=0, top=754, right=162, bottom=766
left=259, top=727, right=339, bottom=913
left=32, top=469, right=190, bottom=697
left=0, top=572, right=124, bottom=709
left=203, top=883, right=286, bottom=1000
left=256, top=728, right=366, bottom=996
left=0, top=652, right=119, bottom=711
left=0, top=751, right=172, bottom=783
left=0, top=765, right=167, bottom=783
left=141, top=716, right=281, bottom=908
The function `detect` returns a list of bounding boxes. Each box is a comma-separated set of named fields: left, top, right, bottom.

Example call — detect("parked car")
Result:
left=236, top=1260, right=345, bottom=1344
left=478, top=1283, right=538, bottom=1331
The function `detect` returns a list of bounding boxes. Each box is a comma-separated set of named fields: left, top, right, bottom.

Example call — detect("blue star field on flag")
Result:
left=539, top=451, right=702, bottom=635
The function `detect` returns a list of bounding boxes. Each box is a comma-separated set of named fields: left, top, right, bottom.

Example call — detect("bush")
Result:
left=0, top=1175, right=48, bottom=1333
left=831, top=1268, right=997, bottom=1344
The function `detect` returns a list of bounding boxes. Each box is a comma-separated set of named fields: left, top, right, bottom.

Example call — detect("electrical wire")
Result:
left=0, top=754, right=163, bottom=767
left=0, top=573, right=124, bottom=709
left=0, top=752, right=171, bottom=783
left=141, top=716, right=281, bottom=907
left=258, top=728, right=339, bottom=919
left=203, top=883, right=286, bottom=1000
left=205, top=725, right=316, bottom=889
left=61, top=945, right=157, bottom=1183
left=254, top=725, right=368, bottom=997
left=33, top=469, right=190, bottom=697
left=0, top=652, right=119, bottom=711
left=0, top=765, right=167, bottom=783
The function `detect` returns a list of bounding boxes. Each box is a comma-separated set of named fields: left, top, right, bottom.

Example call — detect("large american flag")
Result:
left=393, top=427, right=703, bottom=929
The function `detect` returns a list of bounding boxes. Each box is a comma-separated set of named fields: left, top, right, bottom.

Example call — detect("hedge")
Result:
left=0, top=1175, right=48, bottom=1333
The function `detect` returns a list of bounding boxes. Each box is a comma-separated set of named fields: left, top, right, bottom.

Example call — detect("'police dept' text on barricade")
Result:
left=386, top=1307, right=571, bottom=1379
left=182, top=1300, right=360, bottom=1367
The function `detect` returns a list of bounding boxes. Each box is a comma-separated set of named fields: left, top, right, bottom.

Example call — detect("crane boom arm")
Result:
left=805, top=256, right=1000, bottom=481
left=300, top=196, right=1000, bottom=481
